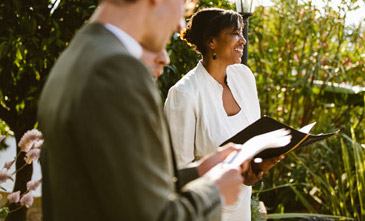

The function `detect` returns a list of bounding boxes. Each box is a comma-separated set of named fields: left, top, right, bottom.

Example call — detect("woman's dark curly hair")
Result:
left=181, top=8, right=243, bottom=55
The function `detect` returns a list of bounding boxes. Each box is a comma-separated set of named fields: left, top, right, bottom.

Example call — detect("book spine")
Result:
left=283, top=134, right=310, bottom=155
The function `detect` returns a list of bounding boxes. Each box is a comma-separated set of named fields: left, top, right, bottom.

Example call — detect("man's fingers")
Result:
left=219, top=142, right=241, bottom=152
left=217, top=143, right=241, bottom=160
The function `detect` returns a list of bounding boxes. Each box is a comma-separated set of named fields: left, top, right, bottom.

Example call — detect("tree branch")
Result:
left=0, top=104, right=13, bottom=126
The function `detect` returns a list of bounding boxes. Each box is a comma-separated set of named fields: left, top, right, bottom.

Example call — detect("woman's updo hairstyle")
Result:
left=181, top=8, right=243, bottom=55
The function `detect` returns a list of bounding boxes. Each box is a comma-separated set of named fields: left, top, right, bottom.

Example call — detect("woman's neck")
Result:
left=201, top=58, right=228, bottom=86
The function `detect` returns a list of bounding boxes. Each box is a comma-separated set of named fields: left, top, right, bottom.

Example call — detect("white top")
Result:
left=227, top=110, right=250, bottom=139
left=104, top=23, right=143, bottom=59
left=164, top=61, right=261, bottom=221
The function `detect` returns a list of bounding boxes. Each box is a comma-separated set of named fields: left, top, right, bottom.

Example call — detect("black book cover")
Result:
left=220, top=116, right=339, bottom=159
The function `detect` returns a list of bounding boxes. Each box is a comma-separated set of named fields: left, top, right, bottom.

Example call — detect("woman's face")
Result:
left=213, top=25, right=246, bottom=65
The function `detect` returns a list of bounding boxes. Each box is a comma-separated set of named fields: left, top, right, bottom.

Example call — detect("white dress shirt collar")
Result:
left=104, top=23, right=143, bottom=59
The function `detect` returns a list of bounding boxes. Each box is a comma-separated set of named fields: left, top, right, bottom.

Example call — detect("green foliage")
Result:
left=266, top=213, right=353, bottom=220
left=195, top=0, right=235, bottom=10
left=0, top=120, right=9, bottom=151
left=0, top=207, right=9, bottom=219
left=158, top=33, right=201, bottom=99
left=260, top=129, right=364, bottom=219
left=251, top=194, right=266, bottom=221
left=0, top=0, right=98, bottom=134
left=0, top=1, right=97, bottom=220
left=249, top=0, right=364, bottom=127
left=248, top=1, right=365, bottom=218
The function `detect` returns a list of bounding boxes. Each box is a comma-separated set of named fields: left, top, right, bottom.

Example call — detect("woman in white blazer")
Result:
left=164, top=8, right=284, bottom=221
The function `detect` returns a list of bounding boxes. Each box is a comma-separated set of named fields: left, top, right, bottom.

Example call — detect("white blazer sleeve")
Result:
left=164, top=86, right=196, bottom=169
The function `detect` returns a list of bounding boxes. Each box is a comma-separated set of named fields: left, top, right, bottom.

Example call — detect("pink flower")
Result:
left=0, top=169, right=14, bottom=183
left=33, top=139, right=44, bottom=149
left=3, top=158, right=16, bottom=170
left=20, top=192, right=34, bottom=208
left=24, top=149, right=41, bottom=164
left=293, top=54, right=299, bottom=62
left=7, top=191, right=20, bottom=203
left=0, top=135, right=5, bottom=142
left=298, top=8, right=304, bottom=17
left=27, top=179, right=42, bottom=191
left=321, top=58, right=326, bottom=65
left=18, top=129, right=43, bottom=152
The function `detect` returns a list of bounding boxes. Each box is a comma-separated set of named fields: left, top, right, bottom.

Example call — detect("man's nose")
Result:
left=158, top=49, right=170, bottom=66
left=176, top=18, right=186, bottom=33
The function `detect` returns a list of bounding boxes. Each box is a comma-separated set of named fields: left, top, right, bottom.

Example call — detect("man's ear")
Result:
left=149, top=0, right=160, bottom=6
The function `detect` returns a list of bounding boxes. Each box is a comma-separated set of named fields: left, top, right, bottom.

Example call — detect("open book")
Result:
left=221, top=128, right=292, bottom=168
left=220, top=116, right=339, bottom=160
left=207, top=128, right=292, bottom=175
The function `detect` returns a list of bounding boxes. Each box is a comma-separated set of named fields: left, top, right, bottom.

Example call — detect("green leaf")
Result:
left=0, top=207, right=9, bottom=219
left=267, top=213, right=353, bottom=220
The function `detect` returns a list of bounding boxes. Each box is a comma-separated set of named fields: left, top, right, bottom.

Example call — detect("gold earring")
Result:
left=212, top=52, right=217, bottom=60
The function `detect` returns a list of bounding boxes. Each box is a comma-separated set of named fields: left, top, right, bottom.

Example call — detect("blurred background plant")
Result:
left=0, top=129, right=43, bottom=220
left=248, top=0, right=364, bottom=220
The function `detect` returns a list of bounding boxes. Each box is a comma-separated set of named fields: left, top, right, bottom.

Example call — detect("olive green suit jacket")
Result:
left=38, top=23, right=222, bottom=221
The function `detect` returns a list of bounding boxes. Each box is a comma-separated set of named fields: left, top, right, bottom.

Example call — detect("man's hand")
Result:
left=242, top=155, right=285, bottom=186
left=204, top=163, right=244, bottom=205
left=196, top=143, right=240, bottom=176
left=198, top=143, right=254, bottom=205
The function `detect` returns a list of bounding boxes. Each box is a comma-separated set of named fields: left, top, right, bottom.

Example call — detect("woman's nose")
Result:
left=240, top=34, right=247, bottom=45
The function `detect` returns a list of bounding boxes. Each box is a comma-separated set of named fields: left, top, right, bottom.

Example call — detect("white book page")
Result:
left=222, top=129, right=292, bottom=168
left=298, top=122, right=316, bottom=133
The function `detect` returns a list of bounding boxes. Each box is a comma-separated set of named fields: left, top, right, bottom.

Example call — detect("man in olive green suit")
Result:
left=38, top=0, right=245, bottom=220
